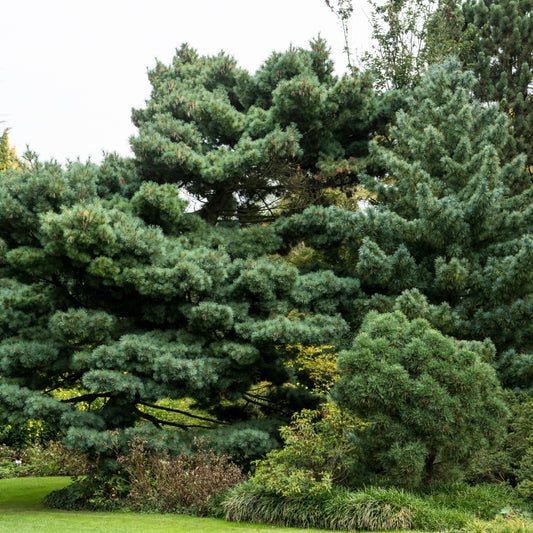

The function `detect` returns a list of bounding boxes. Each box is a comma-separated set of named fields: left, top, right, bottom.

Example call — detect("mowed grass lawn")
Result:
left=0, top=476, right=348, bottom=533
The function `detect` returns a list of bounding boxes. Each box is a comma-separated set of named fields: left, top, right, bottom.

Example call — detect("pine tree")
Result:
left=276, top=59, right=533, bottom=387
left=130, top=40, right=384, bottom=223
left=0, top=148, right=351, bottom=464
left=461, top=0, right=533, bottom=182
left=333, top=310, right=508, bottom=487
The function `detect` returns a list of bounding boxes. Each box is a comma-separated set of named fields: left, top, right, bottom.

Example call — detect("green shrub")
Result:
left=0, top=441, right=89, bottom=479
left=0, top=418, right=60, bottom=448
left=249, top=402, right=360, bottom=497
left=421, top=483, right=533, bottom=521
left=43, top=478, right=104, bottom=511
left=334, top=311, right=509, bottom=488
left=462, top=393, right=533, bottom=487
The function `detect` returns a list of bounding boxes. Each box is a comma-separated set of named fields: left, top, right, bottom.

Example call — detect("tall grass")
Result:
left=222, top=482, right=533, bottom=532
left=223, top=483, right=418, bottom=531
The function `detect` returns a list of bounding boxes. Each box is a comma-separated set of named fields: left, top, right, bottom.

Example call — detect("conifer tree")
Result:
left=334, top=311, right=508, bottom=487
left=461, top=0, right=533, bottom=182
left=130, top=40, right=384, bottom=223
left=0, top=152, right=351, bottom=463
left=276, top=59, right=533, bottom=386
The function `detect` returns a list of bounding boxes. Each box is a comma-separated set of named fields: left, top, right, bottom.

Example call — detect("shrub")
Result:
left=0, top=441, right=89, bottom=479
left=116, top=436, right=243, bottom=515
left=506, top=397, right=533, bottom=499
left=248, top=402, right=361, bottom=497
left=420, top=483, right=533, bottom=522
left=333, top=311, right=509, bottom=488
left=0, top=419, right=61, bottom=448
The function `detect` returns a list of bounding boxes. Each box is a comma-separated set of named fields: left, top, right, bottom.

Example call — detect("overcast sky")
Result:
left=1, top=1, right=373, bottom=164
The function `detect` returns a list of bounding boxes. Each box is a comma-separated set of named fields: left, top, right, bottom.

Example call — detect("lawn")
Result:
left=0, top=477, right=344, bottom=533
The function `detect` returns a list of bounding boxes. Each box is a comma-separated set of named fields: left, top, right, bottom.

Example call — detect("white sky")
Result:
left=1, top=0, right=373, bottom=164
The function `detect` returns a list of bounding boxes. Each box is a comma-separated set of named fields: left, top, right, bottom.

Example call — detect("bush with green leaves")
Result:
left=333, top=310, right=509, bottom=488
left=0, top=441, right=89, bottom=479
left=248, top=402, right=361, bottom=497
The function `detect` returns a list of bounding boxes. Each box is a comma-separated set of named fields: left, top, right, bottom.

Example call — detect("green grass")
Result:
left=0, top=477, right=343, bottom=533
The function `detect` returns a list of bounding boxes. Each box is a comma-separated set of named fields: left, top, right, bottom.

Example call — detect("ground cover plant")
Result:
left=222, top=481, right=533, bottom=532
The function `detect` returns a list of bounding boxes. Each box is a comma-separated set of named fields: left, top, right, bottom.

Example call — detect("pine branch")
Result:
left=138, top=401, right=225, bottom=425
left=134, top=407, right=213, bottom=430
left=61, top=392, right=110, bottom=403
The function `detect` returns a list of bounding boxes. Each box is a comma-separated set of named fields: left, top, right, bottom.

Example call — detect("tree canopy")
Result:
left=1, top=17, right=533, bottom=476
left=130, top=39, right=387, bottom=223
left=276, top=59, right=533, bottom=385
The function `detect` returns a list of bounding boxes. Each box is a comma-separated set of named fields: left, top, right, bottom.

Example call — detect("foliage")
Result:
left=249, top=403, right=361, bottom=497
left=503, top=397, right=533, bottom=499
left=463, top=393, right=533, bottom=488
left=0, top=129, right=20, bottom=173
left=44, top=437, right=243, bottom=515
left=130, top=40, right=389, bottom=222
left=333, top=310, right=508, bottom=487
left=0, top=441, right=89, bottom=479
left=0, top=111, right=359, bottom=465
left=223, top=481, right=533, bottom=531
left=276, top=59, right=533, bottom=386
left=116, top=436, right=243, bottom=514
left=361, top=0, right=464, bottom=90
left=324, top=0, right=355, bottom=71
left=284, top=344, right=339, bottom=393
left=223, top=482, right=415, bottom=531
left=461, top=0, right=533, bottom=181
left=0, top=418, right=61, bottom=448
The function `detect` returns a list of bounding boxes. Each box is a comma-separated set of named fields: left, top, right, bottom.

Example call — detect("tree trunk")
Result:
left=424, top=452, right=437, bottom=485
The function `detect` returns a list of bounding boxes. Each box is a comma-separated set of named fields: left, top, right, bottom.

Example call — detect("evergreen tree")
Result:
left=0, top=149, right=351, bottom=464
left=276, top=59, right=533, bottom=386
left=460, top=0, right=533, bottom=185
left=130, top=40, right=384, bottom=223
left=333, top=310, right=508, bottom=487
